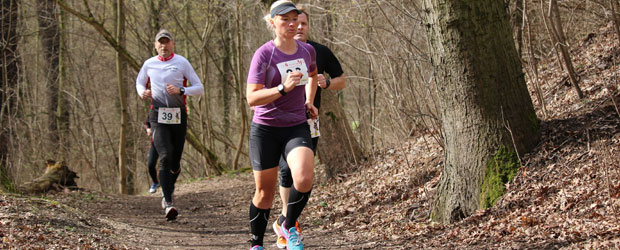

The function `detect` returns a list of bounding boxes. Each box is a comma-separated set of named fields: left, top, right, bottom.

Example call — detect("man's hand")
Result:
left=146, top=128, right=152, bottom=137
left=316, top=74, right=328, bottom=89
left=166, top=83, right=182, bottom=95
left=141, top=89, right=152, bottom=100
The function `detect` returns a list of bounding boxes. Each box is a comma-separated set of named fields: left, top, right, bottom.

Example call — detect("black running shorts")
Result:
left=249, top=122, right=313, bottom=171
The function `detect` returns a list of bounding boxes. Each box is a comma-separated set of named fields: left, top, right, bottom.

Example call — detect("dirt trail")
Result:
left=69, top=173, right=356, bottom=250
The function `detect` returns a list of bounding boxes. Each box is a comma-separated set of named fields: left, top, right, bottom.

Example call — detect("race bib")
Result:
left=158, top=107, right=181, bottom=124
left=308, top=118, right=320, bottom=138
left=276, top=59, right=309, bottom=86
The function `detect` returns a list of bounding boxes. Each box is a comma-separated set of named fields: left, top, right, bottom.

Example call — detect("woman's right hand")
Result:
left=283, top=71, right=302, bottom=93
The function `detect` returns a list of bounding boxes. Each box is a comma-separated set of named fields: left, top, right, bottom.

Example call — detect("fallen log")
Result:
left=19, top=160, right=79, bottom=194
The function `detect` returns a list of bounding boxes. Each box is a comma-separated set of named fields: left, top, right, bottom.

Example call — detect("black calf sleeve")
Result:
left=285, top=186, right=311, bottom=230
left=159, top=169, right=179, bottom=203
left=278, top=214, right=286, bottom=226
left=249, top=202, right=270, bottom=246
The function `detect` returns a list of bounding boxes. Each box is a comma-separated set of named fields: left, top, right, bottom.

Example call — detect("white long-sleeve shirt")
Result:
left=136, top=53, right=203, bottom=110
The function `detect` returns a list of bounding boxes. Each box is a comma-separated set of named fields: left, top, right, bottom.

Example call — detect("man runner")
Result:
left=136, top=29, right=204, bottom=221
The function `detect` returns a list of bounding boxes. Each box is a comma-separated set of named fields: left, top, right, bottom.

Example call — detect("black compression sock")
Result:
left=159, top=169, right=173, bottom=203
left=278, top=214, right=286, bottom=225
left=285, top=186, right=311, bottom=230
left=249, top=202, right=270, bottom=246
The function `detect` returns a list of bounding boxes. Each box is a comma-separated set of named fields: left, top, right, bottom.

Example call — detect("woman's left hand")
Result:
left=305, top=102, right=318, bottom=119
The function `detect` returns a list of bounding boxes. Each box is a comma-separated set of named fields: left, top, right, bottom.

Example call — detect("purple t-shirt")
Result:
left=247, top=40, right=317, bottom=127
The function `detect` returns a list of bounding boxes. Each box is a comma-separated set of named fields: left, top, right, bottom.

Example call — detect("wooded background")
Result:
left=0, top=0, right=615, bottom=196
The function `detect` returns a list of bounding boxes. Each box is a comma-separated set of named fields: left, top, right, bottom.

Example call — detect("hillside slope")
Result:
left=307, top=22, right=620, bottom=249
left=1, top=23, right=619, bottom=250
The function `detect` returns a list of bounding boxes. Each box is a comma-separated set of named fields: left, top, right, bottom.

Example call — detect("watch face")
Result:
left=278, top=84, right=283, bottom=91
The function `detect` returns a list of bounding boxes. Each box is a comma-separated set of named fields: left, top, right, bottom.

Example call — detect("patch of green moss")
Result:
left=479, top=145, right=520, bottom=209
left=324, top=111, right=337, bottom=121
left=0, top=169, right=17, bottom=193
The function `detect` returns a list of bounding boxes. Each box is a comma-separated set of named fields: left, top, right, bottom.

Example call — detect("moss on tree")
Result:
left=479, top=145, right=520, bottom=209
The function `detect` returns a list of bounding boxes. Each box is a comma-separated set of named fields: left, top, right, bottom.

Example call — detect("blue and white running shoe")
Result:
left=280, top=225, right=303, bottom=250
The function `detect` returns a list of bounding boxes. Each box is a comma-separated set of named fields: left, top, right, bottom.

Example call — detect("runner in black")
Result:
left=136, top=29, right=204, bottom=221
left=273, top=5, right=347, bottom=248
left=144, top=114, right=160, bottom=193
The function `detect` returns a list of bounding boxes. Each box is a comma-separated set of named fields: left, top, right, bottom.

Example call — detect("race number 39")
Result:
left=158, top=107, right=181, bottom=124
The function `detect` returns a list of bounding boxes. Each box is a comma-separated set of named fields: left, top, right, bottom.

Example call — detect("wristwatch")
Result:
left=277, top=84, right=286, bottom=96
left=323, top=78, right=331, bottom=89
left=179, top=87, right=185, bottom=95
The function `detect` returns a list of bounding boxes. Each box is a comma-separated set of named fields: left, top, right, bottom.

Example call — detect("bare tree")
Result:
left=545, top=0, right=584, bottom=99
left=422, top=0, right=540, bottom=223
left=509, top=0, right=524, bottom=57
left=0, top=0, right=20, bottom=190
left=115, top=0, right=132, bottom=194
left=610, top=0, right=620, bottom=45
left=36, top=0, right=63, bottom=154
left=232, top=0, right=248, bottom=170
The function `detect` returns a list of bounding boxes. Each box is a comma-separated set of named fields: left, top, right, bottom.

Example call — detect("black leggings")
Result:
left=149, top=109, right=187, bottom=203
left=146, top=141, right=159, bottom=184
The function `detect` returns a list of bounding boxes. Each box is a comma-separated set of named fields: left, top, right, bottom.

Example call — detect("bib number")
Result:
left=277, top=59, right=309, bottom=86
left=308, top=118, right=320, bottom=138
left=158, top=108, right=181, bottom=124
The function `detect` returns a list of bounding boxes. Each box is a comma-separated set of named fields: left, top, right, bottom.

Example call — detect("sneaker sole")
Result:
left=272, top=221, right=281, bottom=237
left=166, top=207, right=178, bottom=221
left=275, top=238, right=286, bottom=249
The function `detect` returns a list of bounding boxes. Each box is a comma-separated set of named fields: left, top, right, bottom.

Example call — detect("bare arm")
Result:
left=246, top=71, right=302, bottom=107
left=325, top=74, right=346, bottom=90
left=305, top=69, right=319, bottom=119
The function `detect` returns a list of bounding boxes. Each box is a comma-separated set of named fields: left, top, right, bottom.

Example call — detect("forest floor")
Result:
left=2, top=24, right=620, bottom=250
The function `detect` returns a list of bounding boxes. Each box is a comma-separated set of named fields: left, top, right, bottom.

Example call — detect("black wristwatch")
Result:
left=323, top=78, right=331, bottom=89
left=179, top=87, right=185, bottom=95
left=277, top=84, right=286, bottom=96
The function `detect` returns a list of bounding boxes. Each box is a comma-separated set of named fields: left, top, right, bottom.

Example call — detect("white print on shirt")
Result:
left=164, top=65, right=179, bottom=72
left=276, top=59, right=309, bottom=86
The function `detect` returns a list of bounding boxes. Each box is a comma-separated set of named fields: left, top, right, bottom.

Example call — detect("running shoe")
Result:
left=148, top=182, right=160, bottom=193
left=164, top=203, right=178, bottom=221
left=273, top=221, right=286, bottom=249
left=250, top=246, right=264, bottom=250
left=274, top=221, right=303, bottom=239
left=280, top=225, right=303, bottom=250
left=276, top=235, right=287, bottom=249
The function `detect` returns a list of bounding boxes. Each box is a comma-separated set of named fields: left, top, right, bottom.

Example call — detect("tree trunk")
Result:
left=524, top=0, right=549, bottom=118
left=317, top=90, right=364, bottom=179
left=611, top=0, right=620, bottom=46
left=19, top=160, right=79, bottom=194
left=509, top=0, right=524, bottom=57
left=232, top=0, right=247, bottom=171
left=0, top=0, right=20, bottom=190
left=422, top=0, right=540, bottom=224
left=547, top=0, right=584, bottom=99
left=57, top=7, right=70, bottom=160
left=220, top=17, right=232, bottom=168
left=36, top=0, right=61, bottom=152
left=115, top=0, right=131, bottom=194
